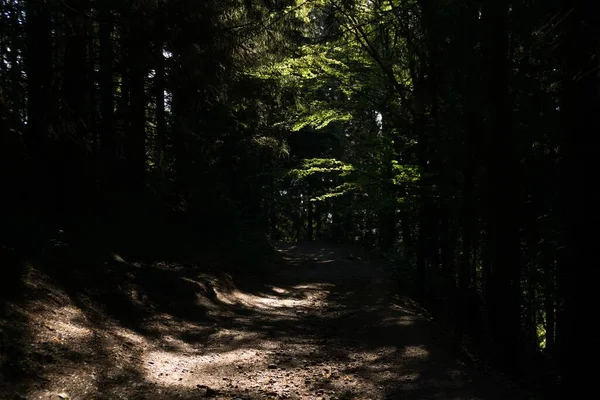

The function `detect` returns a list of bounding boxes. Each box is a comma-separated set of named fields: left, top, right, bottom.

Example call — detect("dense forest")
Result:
left=0, top=0, right=596, bottom=398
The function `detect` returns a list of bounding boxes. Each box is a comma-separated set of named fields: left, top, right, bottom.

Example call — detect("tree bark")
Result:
left=154, top=15, right=167, bottom=176
left=99, top=3, right=115, bottom=190
left=25, top=0, right=53, bottom=226
left=556, top=1, right=598, bottom=395
left=482, top=0, right=522, bottom=371
left=126, top=11, right=147, bottom=190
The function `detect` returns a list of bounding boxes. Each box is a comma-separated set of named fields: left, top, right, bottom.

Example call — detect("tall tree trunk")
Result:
left=306, top=199, right=314, bottom=241
left=483, top=0, right=521, bottom=371
left=25, top=0, right=53, bottom=228
left=8, top=2, right=23, bottom=129
left=171, top=52, right=191, bottom=191
left=25, top=0, right=52, bottom=164
left=378, top=170, right=396, bottom=252
left=400, top=211, right=413, bottom=253
left=457, top=0, right=479, bottom=343
left=61, top=4, right=90, bottom=219
left=543, top=249, right=555, bottom=354
left=116, top=18, right=131, bottom=191
left=414, top=72, right=431, bottom=296
left=556, top=2, right=598, bottom=395
left=126, top=11, right=147, bottom=191
left=314, top=201, right=322, bottom=240
left=154, top=15, right=167, bottom=176
left=99, top=4, right=116, bottom=191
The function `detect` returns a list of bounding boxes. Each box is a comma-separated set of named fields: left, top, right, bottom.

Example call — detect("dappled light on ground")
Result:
left=0, top=242, right=528, bottom=399
left=214, top=282, right=332, bottom=312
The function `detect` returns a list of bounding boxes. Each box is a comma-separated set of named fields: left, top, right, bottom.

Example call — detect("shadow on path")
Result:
left=1, top=241, right=530, bottom=400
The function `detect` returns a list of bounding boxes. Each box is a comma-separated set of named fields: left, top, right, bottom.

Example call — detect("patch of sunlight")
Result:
left=291, top=283, right=331, bottom=291
left=25, top=374, right=99, bottom=400
left=113, top=329, right=146, bottom=346
left=215, top=283, right=330, bottom=311
left=381, top=315, right=418, bottom=327
left=376, top=346, right=397, bottom=357
left=315, top=259, right=335, bottom=264
left=210, top=328, right=262, bottom=342
left=41, top=305, right=93, bottom=341
left=360, top=352, right=385, bottom=362
left=403, top=345, right=429, bottom=359
left=144, top=348, right=266, bottom=388
left=213, top=290, right=237, bottom=305
left=52, top=319, right=92, bottom=339
left=111, top=252, right=127, bottom=264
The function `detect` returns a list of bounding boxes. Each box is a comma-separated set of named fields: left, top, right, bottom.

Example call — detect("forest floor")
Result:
left=0, top=241, right=532, bottom=400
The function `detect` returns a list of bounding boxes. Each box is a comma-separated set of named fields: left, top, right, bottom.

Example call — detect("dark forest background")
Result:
left=0, top=0, right=596, bottom=398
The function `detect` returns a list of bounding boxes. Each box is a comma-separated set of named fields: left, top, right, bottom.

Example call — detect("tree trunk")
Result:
left=61, top=4, right=90, bottom=218
left=99, top=4, right=116, bottom=190
left=314, top=201, right=322, bottom=240
left=556, top=2, right=598, bottom=395
left=25, top=0, right=52, bottom=163
left=306, top=199, right=314, bottom=241
left=25, top=0, right=53, bottom=227
left=543, top=250, right=555, bottom=354
left=154, top=16, right=167, bottom=176
left=457, top=0, right=479, bottom=343
left=399, top=211, right=412, bottom=254
left=483, top=0, right=522, bottom=371
left=126, top=11, right=147, bottom=191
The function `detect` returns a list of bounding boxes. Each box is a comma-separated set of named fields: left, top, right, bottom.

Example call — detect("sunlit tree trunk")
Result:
left=154, top=19, right=167, bottom=177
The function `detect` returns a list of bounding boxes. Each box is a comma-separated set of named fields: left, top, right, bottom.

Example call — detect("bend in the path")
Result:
left=5, top=242, right=531, bottom=400
left=156, top=241, right=528, bottom=400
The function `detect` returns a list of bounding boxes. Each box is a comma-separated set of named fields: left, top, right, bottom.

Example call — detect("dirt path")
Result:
left=1, top=242, right=529, bottom=400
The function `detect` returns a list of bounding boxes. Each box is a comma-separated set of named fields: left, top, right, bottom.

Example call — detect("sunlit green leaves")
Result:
left=251, top=135, right=290, bottom=159
left=310, top=182, right=358, bottom=201
left=291, top=106, right=353, bottom=131
left=286, top=158, right=354, bottom=180
left=391, top=160, right=420, bottom=184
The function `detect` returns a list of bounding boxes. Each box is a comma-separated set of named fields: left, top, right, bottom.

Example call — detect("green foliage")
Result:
left=291, top=106, right=353, bottom=131
left=391, top=160, right=420, bottom=185
left=310, top=182, right=359, bottom=201
left=286, top=158, right=354, bottom=180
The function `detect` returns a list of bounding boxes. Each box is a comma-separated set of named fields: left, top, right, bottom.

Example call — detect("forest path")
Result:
left=1, top=242, right=528, bottom=399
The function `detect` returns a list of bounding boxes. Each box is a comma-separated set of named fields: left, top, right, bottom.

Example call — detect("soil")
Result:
left=0, top=241, right=531, bottom=400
